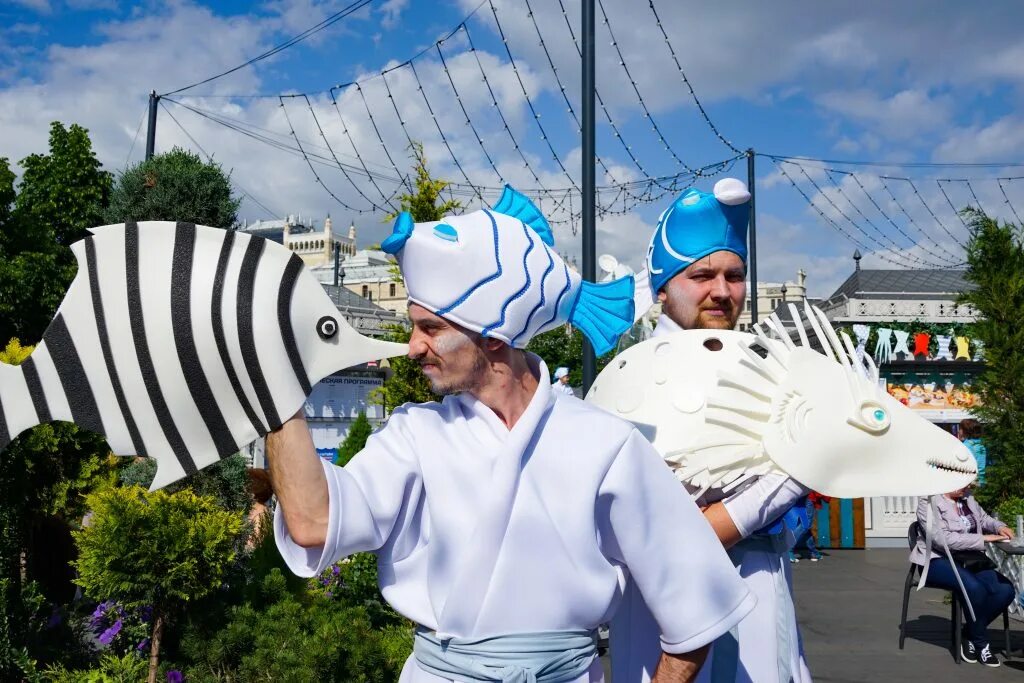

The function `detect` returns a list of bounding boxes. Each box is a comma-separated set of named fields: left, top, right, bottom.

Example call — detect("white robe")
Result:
left=611, top=316, right=810, bottom=683
left=276, top=357, right=754, bottom=682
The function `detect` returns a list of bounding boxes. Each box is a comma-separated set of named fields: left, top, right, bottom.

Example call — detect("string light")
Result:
left=774, top=160, right=934, bottom=270
left=487, top=0, right=578, bottom=192
left=646, top=0, right=741, bottom=154
left=823, top=169, right=953, bottom=267
left=407, top=60, right=483, bottom=203
left=279, top=96, right=377, bottom=214
left=596, top=0, right=694, bottom=173
left=304, top=94, right=395, bottom=213
left=877, top=177, right=964, bottom=263
left=997, top=178, right=1024, bottom=225
left=839, top=169, right=961, bottom=266
left=787, top=161, right=939, bottom=268
left=894, top=177, right=967, bottom=249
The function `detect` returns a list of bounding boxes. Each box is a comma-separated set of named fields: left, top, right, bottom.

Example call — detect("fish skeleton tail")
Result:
left=0, top=357, right=44, bottom=452
left=569, top=276, right=636, bottom=357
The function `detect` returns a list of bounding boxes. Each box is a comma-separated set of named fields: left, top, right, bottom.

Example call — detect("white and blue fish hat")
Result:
left=381, top=186, right=635, bottom=356
left=647, top=177, right=751, bottom=294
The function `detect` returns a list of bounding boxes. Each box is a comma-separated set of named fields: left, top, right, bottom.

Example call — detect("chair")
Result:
left=899, top=521, right=1012, bottom=662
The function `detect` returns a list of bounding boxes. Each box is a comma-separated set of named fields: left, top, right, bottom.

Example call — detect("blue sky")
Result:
left=3, top=0, right=1024, bottom=296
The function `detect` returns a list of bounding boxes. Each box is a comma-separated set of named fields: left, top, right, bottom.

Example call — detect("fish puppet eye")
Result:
left=317, top=316, right=339, bottom=340
left=848, top=400, right=891, bottom=434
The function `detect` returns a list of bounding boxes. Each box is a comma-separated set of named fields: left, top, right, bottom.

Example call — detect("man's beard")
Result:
left=421, top=345, right=490, bottom=395
left=694, top=305, right=737, bottom=330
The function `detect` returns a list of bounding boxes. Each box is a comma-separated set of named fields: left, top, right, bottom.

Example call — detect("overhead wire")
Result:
left=158, top=99, right=278, bottom=219
left=122, top=104, right=148, bottom=173
left=161, top=0, right=376, bottom=97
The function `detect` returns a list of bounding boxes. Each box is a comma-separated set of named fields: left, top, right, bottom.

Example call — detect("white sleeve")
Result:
left=274, top=411, right=423, bottom=577
left=722, top=473, right=808, bottom=539
left=599, top=429, right=756, bottom=654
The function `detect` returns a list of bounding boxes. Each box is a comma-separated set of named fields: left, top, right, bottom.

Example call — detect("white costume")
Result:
left=277, top=190, right=754, bottom=682
left=613, top=179, right=808, bottom=682
left=276, top=359, right=755, bottom=681
left=609, top=315, right=808, bottom=683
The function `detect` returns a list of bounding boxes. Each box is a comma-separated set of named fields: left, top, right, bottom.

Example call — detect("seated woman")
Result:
left=910, top=486, right=1016, bottom=667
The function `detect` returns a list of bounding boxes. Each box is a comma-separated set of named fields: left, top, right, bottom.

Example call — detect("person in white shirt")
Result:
left=551, top=366, right=575, bottom=396
left=269, top=189, right=755, bottom=682
left=613, top=179, right=811, bottom=683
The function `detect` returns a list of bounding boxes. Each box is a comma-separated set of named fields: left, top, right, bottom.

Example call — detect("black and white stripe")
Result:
left=0, top=221, right=324, bottom=489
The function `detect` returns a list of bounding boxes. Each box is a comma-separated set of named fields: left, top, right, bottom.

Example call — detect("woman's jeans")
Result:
left=923, top=556, right=1016, bottom=647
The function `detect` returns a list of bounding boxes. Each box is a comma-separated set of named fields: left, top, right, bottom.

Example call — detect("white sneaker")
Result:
left=979, top=643, right=1000, bottom=668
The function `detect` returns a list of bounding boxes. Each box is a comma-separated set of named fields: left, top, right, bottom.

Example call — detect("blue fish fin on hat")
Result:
left=491, top=185, right=554, bottom=246
left=381, top=211, right=414, bottom=254
left=569, top=275, right=635, bottom=357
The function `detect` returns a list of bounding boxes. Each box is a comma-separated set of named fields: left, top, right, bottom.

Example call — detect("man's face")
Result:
left=658, top=250, right=746, bottom=331
left=407, top=303, right=489, bottom=395
left=559, top=375, right=570, bottom=385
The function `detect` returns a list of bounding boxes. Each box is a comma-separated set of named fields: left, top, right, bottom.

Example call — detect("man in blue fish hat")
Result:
left=612, top=178, right=812, bottom=683
left=268, top=187, right=755, bottom=682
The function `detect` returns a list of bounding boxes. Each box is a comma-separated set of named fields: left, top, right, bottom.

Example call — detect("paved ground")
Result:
left=600, top=548, right=1023, bottom=680
left=793, top=548, right=1024, bottom=681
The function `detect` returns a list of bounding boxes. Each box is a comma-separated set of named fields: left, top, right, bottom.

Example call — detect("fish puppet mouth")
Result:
left=926, top=457, right=978, bottom=477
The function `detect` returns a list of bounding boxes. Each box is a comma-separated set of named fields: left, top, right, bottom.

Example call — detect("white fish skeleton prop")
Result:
left=586, top=303, right=977, bottom=499
left=0, top=221, right=408, bottom=489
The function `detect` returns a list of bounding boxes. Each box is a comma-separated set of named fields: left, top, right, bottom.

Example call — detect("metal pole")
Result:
left=581, top=0, right=597, bottom=394
left=746, top=148, right=759, bottom=324
left=145, top=90, right=159, bottom=160
left=333, top=241, right=342, bottom=287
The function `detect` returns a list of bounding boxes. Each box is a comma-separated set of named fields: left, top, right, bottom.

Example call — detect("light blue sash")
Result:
left=413, top=627, right=597, bottom=683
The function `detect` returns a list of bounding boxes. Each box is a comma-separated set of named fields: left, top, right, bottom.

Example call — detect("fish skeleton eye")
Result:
left=317, top=316, right=339, bottom=340
left=851, top=400, right=890, bottom=434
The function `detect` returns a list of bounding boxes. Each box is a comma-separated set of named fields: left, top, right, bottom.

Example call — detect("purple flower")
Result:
left=332, top=565, right=340, bottom=576
left=167, top=670, right=184, bottom=683
left=137, top=638, right=151, bottom=652
left=139, top=605, right=153, bottom=623
left=98, top=619, right=122, bottom=645
left=325, top=591, right=332, bottom=598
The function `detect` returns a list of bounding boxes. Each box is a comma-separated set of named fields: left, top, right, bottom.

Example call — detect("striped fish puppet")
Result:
left=586, top=303, right=977, bottom=499
left=0, top=222, right=407, bottom=489
left=381, top=185, right=635, bottom=356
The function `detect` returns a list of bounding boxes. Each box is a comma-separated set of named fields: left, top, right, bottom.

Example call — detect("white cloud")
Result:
left=378, top=0, right=408, bottom=30
left=933, top=116, right=1024, bottom=164
left=816, top=88, right=953, bottom=139
left=8, top=0, right=51, bottom=13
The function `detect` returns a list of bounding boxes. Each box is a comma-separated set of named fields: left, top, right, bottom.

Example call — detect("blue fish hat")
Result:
left=647, top=177, right=751, bottom=294
left=382, top=186, right=635, bottom=356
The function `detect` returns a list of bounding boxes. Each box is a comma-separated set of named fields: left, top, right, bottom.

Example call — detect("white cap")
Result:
left=554, top=367, right=569, bottom=380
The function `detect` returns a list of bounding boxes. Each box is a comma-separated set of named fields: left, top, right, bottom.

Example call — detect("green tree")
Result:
left=959, top=209, right=1024, bottom=508
left=526, top=325, right=616, bottom=388
left=73, top=486, right=243, bottom=683
left=385, top=142, right=462, bottom=222
left=0, top=340, right=118, bottom=679
left=11, top=122, right=111, bottom=251
left=105, top=148, right=241, bottom=228
left=337, top=413, right=374, bottom=467
left=0, top=123, right=110, bottom=344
